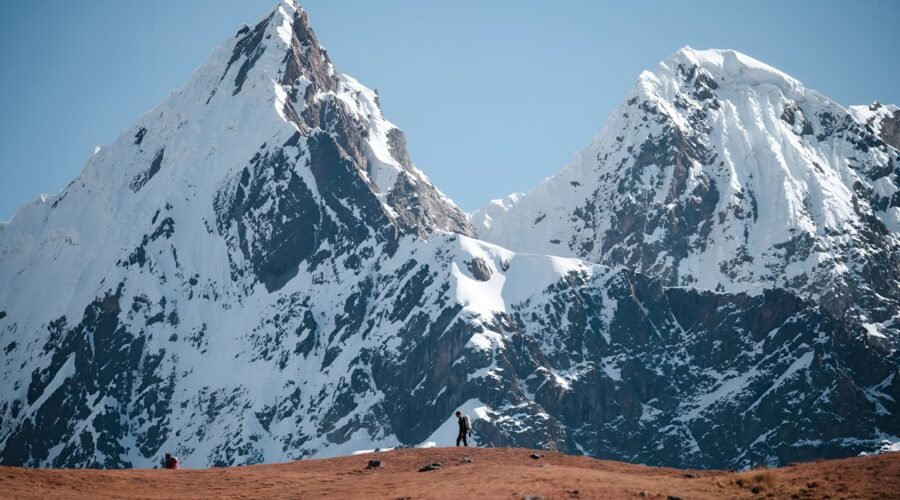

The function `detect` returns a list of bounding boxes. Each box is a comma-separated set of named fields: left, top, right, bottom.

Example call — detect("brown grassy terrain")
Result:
left=0, top=447, right=896, bottom=499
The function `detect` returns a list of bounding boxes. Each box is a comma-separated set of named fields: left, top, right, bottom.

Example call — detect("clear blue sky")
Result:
left=2, top=1, right=898, bottom=220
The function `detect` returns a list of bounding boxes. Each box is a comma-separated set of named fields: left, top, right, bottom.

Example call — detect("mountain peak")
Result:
left=0, top=0, right=471, bottom=298
left=262, top=0, right=314, bottom=44
left=671, top=47, right=799, bottom=87
left=207, top=0, right=334, bottom=104
left=475, top=46, right=900, bottom=324
left=631, top=47, right=806, bottom=110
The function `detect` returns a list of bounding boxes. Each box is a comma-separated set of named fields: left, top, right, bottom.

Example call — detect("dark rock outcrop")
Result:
left=468, top=257, right=492, bottom=281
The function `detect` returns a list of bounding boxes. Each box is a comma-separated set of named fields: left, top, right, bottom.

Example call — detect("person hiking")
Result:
left=163, top=453, right=180, bottom=469
left=455, top=410, right=471, bottom=447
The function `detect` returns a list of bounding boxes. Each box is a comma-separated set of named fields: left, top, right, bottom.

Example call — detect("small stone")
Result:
left=462, top=457, right=473, bottom=463
left=684, top=473, right=698, bottom=478
left=637, top=493, right=648, bottom=498
left=530, top=453, right=543, bottom=459
left=418, top=462, right=442, bottom=472
left=751, top=486, right=761, bottom=494
left=668, top=496, right=684, bottom=500
left=374, top=447, right=382, bottom=453
left=807, top=482, right=818, bottom=489
left=522, top=496, right=544, bottom=500
left=366, top=459, right=382, bottom=469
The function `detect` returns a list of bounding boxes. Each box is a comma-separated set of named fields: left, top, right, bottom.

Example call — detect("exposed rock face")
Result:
left=467, top=257, right=492, bottom=281
left=384, top=129, right=474, bottom=239
left=0, top=7, right=896, bottom=473
left=882, top=112, right=900, bottom=149
left=850, top=101, right=900, bottom=149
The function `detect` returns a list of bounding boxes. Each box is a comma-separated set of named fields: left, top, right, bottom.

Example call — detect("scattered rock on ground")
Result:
left=462, top=457, right=473, bottom=463
left=366, top=459, right=382, bottom=469
left=684, top=473, right=698, bottom=478
left=530, top=453, right=543, bottom=459
left=418, top=463, right=442, bottom=472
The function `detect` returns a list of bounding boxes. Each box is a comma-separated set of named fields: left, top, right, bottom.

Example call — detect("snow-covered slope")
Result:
left=0, top=0, right=472, bottom=466
left=3, top=222, right=896, bottom=468
left=1, top=9, right=897, bottom=471
left=473, top=48, right=900, bottom=335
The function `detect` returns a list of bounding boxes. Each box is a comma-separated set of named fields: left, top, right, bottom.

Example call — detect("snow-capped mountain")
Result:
left=1, top=4, right=897, bottom=471
left=473, top=48, right=900, bottom=337
left=0, top=0, right=470, bottom=467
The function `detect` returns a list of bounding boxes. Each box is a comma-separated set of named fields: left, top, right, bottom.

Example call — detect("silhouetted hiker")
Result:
left=455, top=410, right=471, bottom=447
left=163, top=453, right=180, bottom=469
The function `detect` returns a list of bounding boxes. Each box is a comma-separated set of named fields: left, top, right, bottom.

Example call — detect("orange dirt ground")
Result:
left=0, top=447, right=897, bottom=499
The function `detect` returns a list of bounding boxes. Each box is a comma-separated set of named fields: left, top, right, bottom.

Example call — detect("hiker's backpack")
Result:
left=463, top=415, right=471, bottom=431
